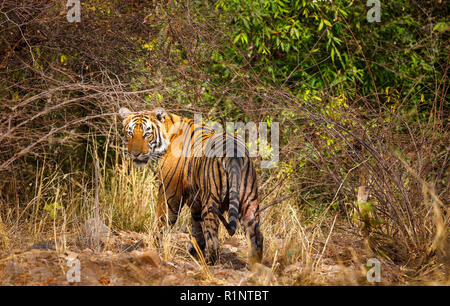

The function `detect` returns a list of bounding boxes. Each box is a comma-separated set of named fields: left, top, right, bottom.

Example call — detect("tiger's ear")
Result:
left=153, top=107, right=167, bottom=123
left=119, top=107, right=132, bottom=119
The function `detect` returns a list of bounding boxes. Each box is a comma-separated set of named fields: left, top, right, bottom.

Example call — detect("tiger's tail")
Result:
left=225, top=157, right=242, bottom=236
left=208, top=157, right=242, bottom=237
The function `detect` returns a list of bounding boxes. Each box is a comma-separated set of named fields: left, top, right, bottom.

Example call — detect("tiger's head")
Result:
left=119, top=107, right=170, bottom=167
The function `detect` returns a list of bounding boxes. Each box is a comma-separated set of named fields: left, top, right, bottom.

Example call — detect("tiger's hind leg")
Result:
left=201, top=203, right=220, bottom=265
left=241, top=199, right=263, bottom=267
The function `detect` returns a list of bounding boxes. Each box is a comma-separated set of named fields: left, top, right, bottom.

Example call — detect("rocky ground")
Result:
left=0, top=231, right=258, bottom=286
left=1, top=220, right=446, bottom=286
left=0, top=230, right=371, bottom=286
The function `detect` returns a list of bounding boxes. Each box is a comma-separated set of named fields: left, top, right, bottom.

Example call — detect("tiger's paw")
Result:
left=205, top=251, right=219, bottom=265
left=187, top=242, right=206, bottom=259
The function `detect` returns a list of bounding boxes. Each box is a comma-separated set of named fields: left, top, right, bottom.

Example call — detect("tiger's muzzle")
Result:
left=127, top=152, right=150, bottom=167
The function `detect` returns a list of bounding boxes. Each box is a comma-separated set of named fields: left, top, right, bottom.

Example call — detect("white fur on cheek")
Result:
left=147, top=128, right=169, bottom=161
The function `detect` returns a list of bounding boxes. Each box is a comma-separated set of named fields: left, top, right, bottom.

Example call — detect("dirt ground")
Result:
left=0, top=229, right=419, bottom=286
left=1, top=223, right=447, bottom=286
left=0, top=231, right=252, bottom=286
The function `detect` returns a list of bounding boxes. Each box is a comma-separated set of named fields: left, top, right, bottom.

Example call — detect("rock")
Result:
left=30, top=240, right=55, bottom=251
left=64, top=250, right=79, bottom=259
left=28, top=266, right=54, bottom=281
left=29, top=249, right=53, bottom=259
left=79, top=267, right=99, bottom=285
left=109, top=274, right=123, bottom=285
left=283, top=262, right=303, bottom=274
left=4, top=261, right=23, bottom=275
left=160, top=274, right=178, bottom=286
left=132, top=249, right=161, bottom=267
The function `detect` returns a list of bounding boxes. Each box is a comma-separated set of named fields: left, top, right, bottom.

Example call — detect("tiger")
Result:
left=119, top=107, right=263, bottom=266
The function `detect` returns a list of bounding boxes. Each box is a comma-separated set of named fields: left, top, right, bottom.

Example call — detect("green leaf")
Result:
left=318, top=19, right=324, bottom=31
left=433, top=22, right=449, bottom=33
left=233, top=33, right=241, bottom=44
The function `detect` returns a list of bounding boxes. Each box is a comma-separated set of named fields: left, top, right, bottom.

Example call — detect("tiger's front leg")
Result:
left=155, top=192, right=168, bottom=231
left=187, top=209, right=206, bottom=259
left=155, top=183, right=182, bottom=229
left=154, top=183, right=183, bottom=248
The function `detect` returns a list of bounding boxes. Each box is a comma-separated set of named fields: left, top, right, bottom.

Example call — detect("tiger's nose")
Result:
left=129, top=152, right=141, bottom=158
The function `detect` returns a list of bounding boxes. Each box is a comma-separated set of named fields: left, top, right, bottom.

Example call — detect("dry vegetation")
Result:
left=0, top=1, right=448, bottom=285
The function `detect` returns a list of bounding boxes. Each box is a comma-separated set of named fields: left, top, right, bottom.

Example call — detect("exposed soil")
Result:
left=0, top=228, right=445, bottom=286
left=0, top=230, right=360, bottom=286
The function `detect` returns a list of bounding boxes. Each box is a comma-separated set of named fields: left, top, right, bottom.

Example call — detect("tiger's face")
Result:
left=119, top=107, right=169, bottom=167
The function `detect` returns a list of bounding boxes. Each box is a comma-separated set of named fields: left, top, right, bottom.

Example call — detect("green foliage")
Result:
left=43, top=202, right=62, bottom=219
left=215, top=0, right=448, bottom=111
left=217, top=0, right=353, bottom=88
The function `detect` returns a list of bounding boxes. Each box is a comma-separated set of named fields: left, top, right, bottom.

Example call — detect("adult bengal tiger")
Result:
left=119, top=107, right=263, bottom=266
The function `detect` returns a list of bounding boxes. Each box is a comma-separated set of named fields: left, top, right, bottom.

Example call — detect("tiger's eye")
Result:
left=144, top=131, right=153, bottom=139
